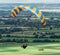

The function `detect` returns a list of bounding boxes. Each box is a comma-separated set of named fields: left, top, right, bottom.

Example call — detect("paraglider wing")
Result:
left=11, top=5, right=46, bottom=26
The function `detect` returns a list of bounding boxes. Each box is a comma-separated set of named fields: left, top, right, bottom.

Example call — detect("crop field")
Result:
left=0, top=43, right=60, bottom=55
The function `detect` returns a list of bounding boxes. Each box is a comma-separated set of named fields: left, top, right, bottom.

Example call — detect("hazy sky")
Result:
left=0, top=0, right=60, bottom=3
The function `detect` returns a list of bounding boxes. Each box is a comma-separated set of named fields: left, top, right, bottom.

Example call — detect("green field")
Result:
left=0, top=43, right=60, bottom=55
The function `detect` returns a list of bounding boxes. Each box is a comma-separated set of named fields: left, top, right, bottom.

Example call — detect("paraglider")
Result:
left=11, top=5, right=46, bottom=26
left=11, top=5, right=46, bottom=49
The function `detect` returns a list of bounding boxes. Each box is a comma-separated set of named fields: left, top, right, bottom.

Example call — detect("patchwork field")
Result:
left=0, top=43, right=60, bottom=55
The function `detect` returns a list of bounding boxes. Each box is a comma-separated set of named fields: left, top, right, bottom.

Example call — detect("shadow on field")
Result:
left=35, top=53, right=60, bottom=55
left=0, top=50, right=18, bottom=52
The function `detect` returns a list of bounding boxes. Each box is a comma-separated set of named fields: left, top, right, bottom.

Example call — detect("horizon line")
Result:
left=0, top=2, right=60, bottom=4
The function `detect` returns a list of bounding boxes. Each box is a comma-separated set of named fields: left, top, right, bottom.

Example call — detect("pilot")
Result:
left=22, top=42, right=27, bottom=49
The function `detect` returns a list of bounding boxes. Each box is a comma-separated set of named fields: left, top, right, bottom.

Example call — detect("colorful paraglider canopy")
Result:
left=11, top=5, right=46, bottom=26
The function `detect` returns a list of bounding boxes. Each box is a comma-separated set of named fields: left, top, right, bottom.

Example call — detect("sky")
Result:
left=0, top=0, right=60, bottom=3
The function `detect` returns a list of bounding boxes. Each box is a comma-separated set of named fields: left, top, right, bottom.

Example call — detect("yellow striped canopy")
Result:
left=11, top=5, right=46, bottom=26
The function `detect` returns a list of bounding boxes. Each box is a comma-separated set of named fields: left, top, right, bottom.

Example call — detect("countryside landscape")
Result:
left=0, top=2, right=60, bottom=55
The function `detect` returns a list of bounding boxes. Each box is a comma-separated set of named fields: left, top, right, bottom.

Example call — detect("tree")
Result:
left=0, top=34, right=2, bottom=39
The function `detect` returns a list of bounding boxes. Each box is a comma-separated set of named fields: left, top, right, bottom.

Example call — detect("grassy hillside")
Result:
left=0, top=43, right=60, bottom=55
